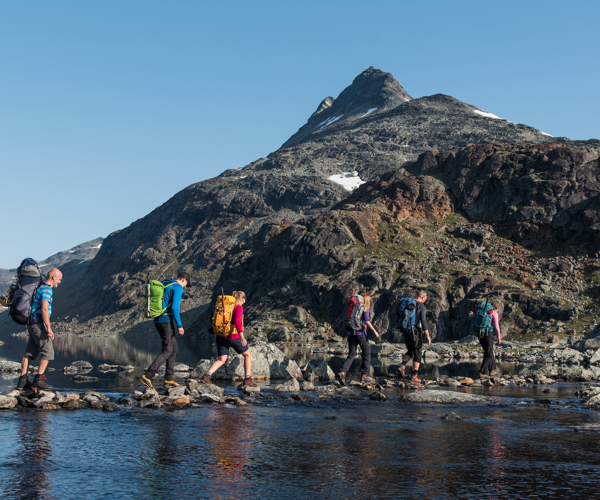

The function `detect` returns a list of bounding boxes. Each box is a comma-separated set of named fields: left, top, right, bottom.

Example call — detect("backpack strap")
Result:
left=161, top=281, right=177, bottom=315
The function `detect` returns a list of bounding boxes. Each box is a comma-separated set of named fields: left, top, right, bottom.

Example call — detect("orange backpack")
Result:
left=211, top=295, right=243, bottom=337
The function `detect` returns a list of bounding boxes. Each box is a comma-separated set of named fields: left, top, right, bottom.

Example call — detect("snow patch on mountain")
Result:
left=328, top=171, right=366, bottom=191
left=473, top=109, right=503, bottom=120
left=319, top=115, right=343, bottom=130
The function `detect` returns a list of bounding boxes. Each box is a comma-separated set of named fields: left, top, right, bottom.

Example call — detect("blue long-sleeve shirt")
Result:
left=154, top=280, right=184, bottom=328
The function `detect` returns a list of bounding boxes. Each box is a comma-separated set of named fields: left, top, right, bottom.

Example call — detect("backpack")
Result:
left=211, top=294, right=241, bottom=337
left=8, top=258, right=45, bottom=325
left=471, top=301, right=494, bottom=337
left=396, top=297, right=417, bottom=331
left=343, top=292, right=365, bottom=333
left=144, top=279, right=176, bottom=318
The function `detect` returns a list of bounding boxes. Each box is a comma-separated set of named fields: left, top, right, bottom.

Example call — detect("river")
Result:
left=1, top=335, right=600, bottom=499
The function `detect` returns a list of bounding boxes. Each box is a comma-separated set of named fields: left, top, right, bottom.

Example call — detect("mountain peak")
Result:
left=283, top=67, right=412, bottom=148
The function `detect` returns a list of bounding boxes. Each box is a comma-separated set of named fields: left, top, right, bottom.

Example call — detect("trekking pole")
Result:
left=221, top=287, right=227, bottom=329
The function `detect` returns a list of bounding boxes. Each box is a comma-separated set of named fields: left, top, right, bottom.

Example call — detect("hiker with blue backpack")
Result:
left=337, top=292, right=380, bottom=386
left=139, top=271, right=191, bottom=389
left=469, top=299, right=502, bottom=378
left=396, top=290, right=431, bottom=383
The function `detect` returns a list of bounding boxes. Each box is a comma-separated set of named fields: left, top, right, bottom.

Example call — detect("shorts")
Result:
left=25, top=323, right=55, bottom=361
left=216, top=336, right=249, bottom=356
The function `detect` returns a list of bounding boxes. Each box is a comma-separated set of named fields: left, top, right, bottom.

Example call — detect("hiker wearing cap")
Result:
left=17, top=268, right=62, bottom=391
left=204, top=290, right=256, bottom=387
left=470, top=300, right=502, bottom=377
left=397, top=290, right=431, bottom=383
left=338, top=293, right=380, bottom=386
left=139, top=271, right=190, bottom=389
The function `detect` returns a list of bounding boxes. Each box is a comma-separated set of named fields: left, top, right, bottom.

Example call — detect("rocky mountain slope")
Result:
left=2, top=67, right=599, bottom=343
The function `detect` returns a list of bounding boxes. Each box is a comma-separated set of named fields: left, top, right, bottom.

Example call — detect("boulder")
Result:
left=370, top=392, right=387, bottom=401
left=274, top=378, right=300, bottom=392
left=192, top=342, right=302, bottom=380
left=300, top=381, right=315, bottom=391
left=0, top=361, right=22, bottom=373
left=63, top=361, right=93, bottom=374
left=166, top=385, right=187, bottom=398
left=303, top=360, right=335, bottom=382
left=0, top=395, right=18, bottom=409
left=198, top=383, right=225, bottom=398
left=62, top=399, right=80, bottom=410
left=403, top=389, right=504, bottom=404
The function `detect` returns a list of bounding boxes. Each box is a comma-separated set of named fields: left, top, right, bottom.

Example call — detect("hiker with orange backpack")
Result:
left=204, top=291, right=256, bottom=387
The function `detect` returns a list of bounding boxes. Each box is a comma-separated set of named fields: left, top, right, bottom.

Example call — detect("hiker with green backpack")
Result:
left=469, top=299, right=502, bottom=378
left=139, top=271, right=191, bottom=389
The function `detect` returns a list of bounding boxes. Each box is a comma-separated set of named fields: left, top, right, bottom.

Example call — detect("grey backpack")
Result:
left=9, top=258, right=44, bottom=325
left=343, top=293, right=365, bottom=332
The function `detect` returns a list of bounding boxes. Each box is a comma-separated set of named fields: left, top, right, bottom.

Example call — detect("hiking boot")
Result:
left=31, top=374, right=53, bottom=391
left=361, top=374, right=376, bottom=384
left=479, top=372, right=490, bottom=379
left=164, top=379, right=179, bottom=388
left=17, top=374, right=32, bottom=391
left=411, top=374, right=421, bottom=384
left=244, top=378, right=256, bottom=387
left=202, top=374, right=212, bottom=384
left=397, top=365, right=406, bottom=379
left=489, top=370, right=499, bottom=377
left=337, top=371, right=346, bottom=386
left=139, top=374, right=154, bottom=389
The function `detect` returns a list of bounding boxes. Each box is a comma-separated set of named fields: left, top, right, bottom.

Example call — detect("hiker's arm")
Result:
left=41, top=300, right=54, bottom=340
left=492, top=312, right=501, bottom=344
left=232, top=306, right=246, bottom=345
left=365, top=321, right=379, bottom=338
left=172, top=286, right=184, bottom=335
left=424, top=329, right=431, bottom=345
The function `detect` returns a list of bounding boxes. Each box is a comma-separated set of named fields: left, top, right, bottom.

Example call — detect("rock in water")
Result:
left=304, top=360, right=335, bottom=382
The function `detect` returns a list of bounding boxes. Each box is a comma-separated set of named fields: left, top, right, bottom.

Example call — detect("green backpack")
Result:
left=144, top=279, right=175, bottom=318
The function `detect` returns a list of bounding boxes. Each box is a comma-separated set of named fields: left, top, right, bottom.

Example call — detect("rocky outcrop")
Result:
left=191, top=341, right=302, bottom=380
left=409, top=142, right=600, bottom=250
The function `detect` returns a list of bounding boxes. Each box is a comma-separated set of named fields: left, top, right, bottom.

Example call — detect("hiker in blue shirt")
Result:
left=17, top=268, right=62, bottom=391
left=139, top=271, right=191, bottom=389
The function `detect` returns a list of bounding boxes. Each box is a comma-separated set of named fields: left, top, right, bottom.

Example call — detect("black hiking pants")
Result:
left=401, top=328, right=423, bottom=365
left=147, top=320, right=179, bottom=379
left=341, top=335, right=371, bottom=375
left=479, top=333, right=497, bottom=375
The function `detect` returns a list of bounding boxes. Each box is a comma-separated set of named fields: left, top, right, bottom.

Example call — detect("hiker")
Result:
left=338, top=293, right=380, bottom=386
left=17, top=268, right=63, bottom=391
left=470, top=299, right=502, bottom=377
left=204, top=291, right=256, bottom=387
left=139, top=271, right=190, bottom=389
left=397, top=290, right=431, bottom=383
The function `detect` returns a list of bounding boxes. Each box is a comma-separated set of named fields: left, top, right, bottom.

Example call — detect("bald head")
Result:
left=46, top=268, right=63, bottom=288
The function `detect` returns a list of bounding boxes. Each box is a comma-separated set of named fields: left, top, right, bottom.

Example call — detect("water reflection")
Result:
left=205, top=408, right=255, bottom=499
left=15, top=412, right=54, bottom=500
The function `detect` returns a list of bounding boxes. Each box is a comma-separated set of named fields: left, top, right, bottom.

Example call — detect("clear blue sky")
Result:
left=1, top=0, right=598, bottom=269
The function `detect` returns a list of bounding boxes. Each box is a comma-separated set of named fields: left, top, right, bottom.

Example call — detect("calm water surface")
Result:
left=1, top=336, right=600, bottom=499
left=1, top=402, right=600, bottom=499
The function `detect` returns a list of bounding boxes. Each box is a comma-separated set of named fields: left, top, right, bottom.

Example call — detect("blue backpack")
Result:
left=396, top=297, right=417, bottom=330
left=471, top=301, right=494, bottom=337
